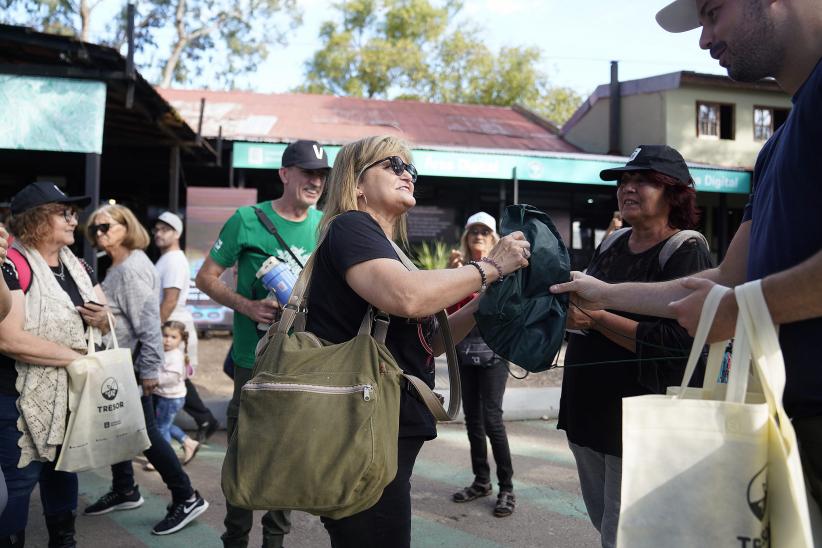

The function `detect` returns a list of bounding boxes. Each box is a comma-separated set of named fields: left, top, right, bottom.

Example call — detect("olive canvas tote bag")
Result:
left=222, top=239, right=460, bottom=520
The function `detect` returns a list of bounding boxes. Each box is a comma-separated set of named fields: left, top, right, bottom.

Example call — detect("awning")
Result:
left=0, top=75, right=106, bottom=154
left=231, top=141, right=751, bottom=194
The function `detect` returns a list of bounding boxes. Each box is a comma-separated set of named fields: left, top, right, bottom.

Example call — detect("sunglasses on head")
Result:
left=362, top=156, right=418, bottom=184
left=89, top=223, right=114, bottom=234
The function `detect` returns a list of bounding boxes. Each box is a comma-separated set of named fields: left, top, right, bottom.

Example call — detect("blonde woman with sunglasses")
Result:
left=305, top=136, right=530, bottom=547
left=83, top=205, right=208, bottom=536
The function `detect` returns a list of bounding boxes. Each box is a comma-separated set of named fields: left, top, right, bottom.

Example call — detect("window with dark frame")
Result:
left=754, top=106, right=791, bottom=141
left=697, top=101, right=735, bottom=140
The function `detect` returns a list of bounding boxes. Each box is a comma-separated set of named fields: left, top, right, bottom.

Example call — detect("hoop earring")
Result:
left=358, top=193, right=368, bottom=207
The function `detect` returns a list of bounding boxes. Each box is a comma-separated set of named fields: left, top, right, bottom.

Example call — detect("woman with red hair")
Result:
left=558, top=145, right=712, bottom=548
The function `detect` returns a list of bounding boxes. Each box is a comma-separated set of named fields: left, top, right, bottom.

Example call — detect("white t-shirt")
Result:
left=155, top=347, right=187, bottom=398
left=155, top=249, right=190, bottom=316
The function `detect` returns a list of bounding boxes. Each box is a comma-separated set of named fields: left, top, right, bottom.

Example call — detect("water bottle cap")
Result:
left=256, top=256, right=280, bottom=279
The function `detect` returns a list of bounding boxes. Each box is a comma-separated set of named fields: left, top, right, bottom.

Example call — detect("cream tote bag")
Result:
left=734, top=281, right=816, bottom=547
left=56, top=319, right=150, bottom=472
left=617, top=282, right=814, bottom=547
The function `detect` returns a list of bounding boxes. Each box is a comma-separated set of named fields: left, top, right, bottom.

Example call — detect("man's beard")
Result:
left=726, top=0, right=783, bottom=82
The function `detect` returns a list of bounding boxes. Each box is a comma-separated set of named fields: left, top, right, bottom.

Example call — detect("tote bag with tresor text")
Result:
left=56, top=319, right=150, bottom=473
left=617, top=282, right=816, bottom=547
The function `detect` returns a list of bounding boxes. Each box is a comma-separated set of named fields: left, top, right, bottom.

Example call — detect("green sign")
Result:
left=233, top=142, right=750, bottom=194
left=0, top=75, right=106, bottom=154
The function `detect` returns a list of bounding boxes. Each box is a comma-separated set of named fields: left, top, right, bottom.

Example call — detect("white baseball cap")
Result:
left=157, top=211, right=184, bottom=235
left=656, top=0, right=700, bottom=33
left=465, top=211, right=496, bottom=234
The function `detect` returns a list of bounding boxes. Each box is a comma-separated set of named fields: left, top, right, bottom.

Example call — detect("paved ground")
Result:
left=26, top=420, right=600, bottom=547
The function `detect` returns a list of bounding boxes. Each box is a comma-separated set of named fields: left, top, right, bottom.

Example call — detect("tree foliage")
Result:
left=300, top=0, right=583, bottom=125
left=122, top=0, right=302, bottom=88
left=2, top=0, right=100, bottom=41
left=2, top=0, right=301, bottom=89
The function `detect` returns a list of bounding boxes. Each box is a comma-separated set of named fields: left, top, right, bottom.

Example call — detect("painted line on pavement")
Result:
left=79, top=468, right=223, bottom=547
left=410, top=514, right=505, bottom=548
left=413, top=457, right=589, bottom=521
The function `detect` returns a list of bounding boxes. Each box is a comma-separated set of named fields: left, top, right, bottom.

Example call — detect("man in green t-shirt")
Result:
left=195, top=139, right=329, bottom=548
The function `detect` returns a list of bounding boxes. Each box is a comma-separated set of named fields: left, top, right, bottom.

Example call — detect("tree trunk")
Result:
left=79, top=0, right=91, bottom=42
left=161, top=39, right=187, bottom=87
left=160, top=0, right=188, bottom=88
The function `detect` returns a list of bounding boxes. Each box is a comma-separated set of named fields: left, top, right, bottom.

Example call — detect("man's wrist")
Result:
left=588, top=309, right=605, bottom=330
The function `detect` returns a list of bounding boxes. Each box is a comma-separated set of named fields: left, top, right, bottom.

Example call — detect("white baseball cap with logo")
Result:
left=158, top=211, right=184, bottom=235
left=465, top=211, right=497, bottom=234
left=656, top=0, right=701, bottom=33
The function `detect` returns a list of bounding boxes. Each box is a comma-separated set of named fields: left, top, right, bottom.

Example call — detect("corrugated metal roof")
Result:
left=157, top=88, right=579, bottom=153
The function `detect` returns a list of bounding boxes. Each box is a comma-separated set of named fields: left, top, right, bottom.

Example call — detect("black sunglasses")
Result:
left=362, top=156, right=418, bottom=184
left=89, top=223, right=113, bottom=234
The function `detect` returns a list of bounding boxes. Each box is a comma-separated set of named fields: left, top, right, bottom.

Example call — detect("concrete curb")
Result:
left=175, top=386, right=561, bottom=431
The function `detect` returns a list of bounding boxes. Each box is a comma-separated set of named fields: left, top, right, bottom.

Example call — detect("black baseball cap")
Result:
left=10, top=182, right=91, bottom=215
left=281, top=140, right=331, bottom=171
left=599, top=145, right=693, bottom=185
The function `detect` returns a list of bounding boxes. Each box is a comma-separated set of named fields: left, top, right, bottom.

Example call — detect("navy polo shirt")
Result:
left=743, top=57, right=822, bottom=419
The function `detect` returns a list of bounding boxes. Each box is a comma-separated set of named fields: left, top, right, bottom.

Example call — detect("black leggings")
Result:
left=320, top=437, right=425, bottom=548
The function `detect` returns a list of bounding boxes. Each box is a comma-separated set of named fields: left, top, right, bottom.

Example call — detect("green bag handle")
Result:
left=275, top=233, right=461, bottom=421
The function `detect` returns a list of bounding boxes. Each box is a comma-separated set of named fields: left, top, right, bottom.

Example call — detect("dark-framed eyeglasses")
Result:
left=468, top=227, right=492, bottom=236
left=89, top=223, right=115, bottom=235
left=297, top=167, right=330, bottom=183
left=361, top=156, right=418, bottom=184
left=61, top=208, right=79, bottom=223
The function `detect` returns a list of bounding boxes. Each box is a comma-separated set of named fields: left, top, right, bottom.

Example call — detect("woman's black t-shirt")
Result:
left=305, top=211, right=438, bottom=440
left=0, top=257, right=97, bottom=396
left=557, top=232, right=713, bottom=456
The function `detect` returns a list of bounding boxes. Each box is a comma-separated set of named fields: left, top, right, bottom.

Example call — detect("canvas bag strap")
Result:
left=276, top=231, right=388, bottom=343
left=86, top=313, right=120, bottom=354
left=253, top=207, right=304, bottom=269
left=735, top=280, right=785, bottom=414
left=674, top=284, right=730, bottom=398
left=389, top=240, right=461, bottom=421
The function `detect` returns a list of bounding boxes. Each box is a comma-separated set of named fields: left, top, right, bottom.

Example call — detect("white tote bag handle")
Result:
left=86, top=313, right=119, bottom=355
left=734, top=281, right=784, bottom=414
left=734, top=279, right=817, bottom=547
left=674, top=284, right=730, bottom=398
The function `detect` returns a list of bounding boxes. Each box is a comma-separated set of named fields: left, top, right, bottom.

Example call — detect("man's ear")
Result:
left=278, top=167, right=290, bottom=185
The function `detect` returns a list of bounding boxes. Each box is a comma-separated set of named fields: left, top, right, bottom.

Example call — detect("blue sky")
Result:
left=243, top=0, right=724, bottom=97
left=85, top=0, right=724, bottom=97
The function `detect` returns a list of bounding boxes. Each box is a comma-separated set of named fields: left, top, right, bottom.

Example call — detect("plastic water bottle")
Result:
left=255, top=257, right=297, bottom=331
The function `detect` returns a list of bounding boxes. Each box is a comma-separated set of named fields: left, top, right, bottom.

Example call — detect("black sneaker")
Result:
left=151, top=491, right=209, bottom=535
left=84, top=487, right=145, bottom=515
left=195, top=420, right=219, bottom=443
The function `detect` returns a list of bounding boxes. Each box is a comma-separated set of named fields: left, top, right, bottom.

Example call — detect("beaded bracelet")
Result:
left=481, top=256, right=504, bottom=283
left=467, top=260, right=488, bottom=293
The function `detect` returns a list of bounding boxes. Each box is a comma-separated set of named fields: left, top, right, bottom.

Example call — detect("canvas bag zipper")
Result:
left=244, top=382, right=374, bottom=402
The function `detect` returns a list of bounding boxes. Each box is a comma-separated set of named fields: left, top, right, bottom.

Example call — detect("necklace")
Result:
left=52, top=260, right=66, bottom=282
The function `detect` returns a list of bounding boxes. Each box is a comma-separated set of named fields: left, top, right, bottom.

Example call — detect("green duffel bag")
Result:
left=222, top=241, right=460, bottom=520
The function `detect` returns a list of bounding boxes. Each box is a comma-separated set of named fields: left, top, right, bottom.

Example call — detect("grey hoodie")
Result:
left=101, top=250, right=163, bottom=379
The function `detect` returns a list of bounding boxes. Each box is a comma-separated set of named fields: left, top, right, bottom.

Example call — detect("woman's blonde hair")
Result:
left=459, top=219, right=499, bottom=261
left=319, top=135, right=413, bottom=244
left=86, top=204, right=150, bottom=250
